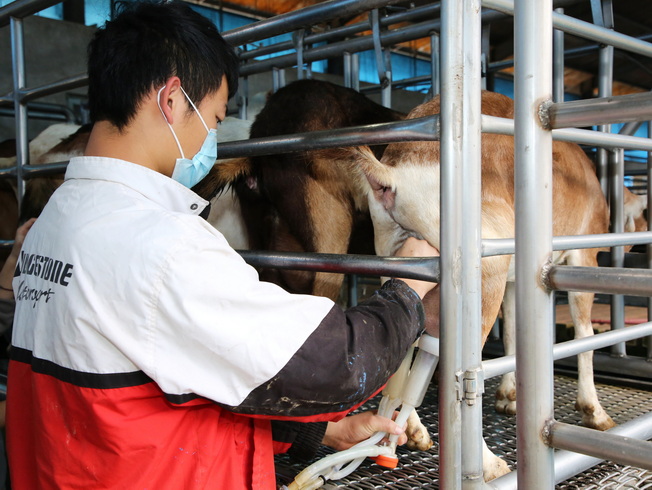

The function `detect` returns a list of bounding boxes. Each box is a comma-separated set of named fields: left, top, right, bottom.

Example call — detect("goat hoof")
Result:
left=494, top=398, right=517, bottom=415
left=583, top=412, right=616, bottom=431
left=406, top=427, right=433, bottom=451
left=495, top=389, right=517, bottom=415
left=576, top=402, right=617, bottom=431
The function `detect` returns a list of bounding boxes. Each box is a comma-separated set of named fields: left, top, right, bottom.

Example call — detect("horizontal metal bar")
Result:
left=551, top=10, right=652, bottom=59
left=2, top=116, right=440, bottom=178
left=217, top=115, right=440, bottom=159
left=548, top=266, right=652, bottom=296
left=555, top=350, right=652, bottom=382
left=483, top=115, right=652, bottom=151
left=0, top=167, right=16, bottom=178
left=239, top=40, right=295, bottom=61
left=392, top=75, right=433, bottom=89
left=239, top=8, right=505, bottom=77
left=488, top=411, right=652, bottom=489
left=487, top=32, right=652, bottom=73
left=238, top=250, right=440, bottom=282
left=548, top=92, right=652, bottom=129
left=482, top=321, right=652, bottom=379
left=482, top=232, right=652, bottom=257
left=238, top=19, right=439, bottom=76
left=548, top=420, right=652, bottom=471
left=0, top=247, right=440, bottom=280
left=0, top=101, right=75, bottom=121
left=552, top=231, right=652, bottom=250
left=20, top=72, right=88, bottom=103
left=11, top=111, right=645, bottom=180
left=239, top=2, right=442, bottom=61
left=0, top=0, right=60, bottom=27
left=0, top=162, right=68, bottom=179
left=222, top=0, right=403, bottom=47
left=555, top=127, right=652, bottom=151
left=482, top=0, right=652, bottom=58
left=11, top=113, right=645, bottom=184
left=0, top=109, right=65, bottom=123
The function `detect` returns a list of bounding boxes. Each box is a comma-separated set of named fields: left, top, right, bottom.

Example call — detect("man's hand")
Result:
left=322, top=411, right=407, bottom=452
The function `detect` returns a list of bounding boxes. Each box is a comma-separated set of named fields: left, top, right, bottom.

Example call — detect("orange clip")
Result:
left=371, top=454, right=399, bottom=469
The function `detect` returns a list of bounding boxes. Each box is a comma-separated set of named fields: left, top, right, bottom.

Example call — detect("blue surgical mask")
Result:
left=157, top=85, right=218, bottom=188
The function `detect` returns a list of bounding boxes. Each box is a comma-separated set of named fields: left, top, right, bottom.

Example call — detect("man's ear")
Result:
left=158, top=76, right=182, bottom=125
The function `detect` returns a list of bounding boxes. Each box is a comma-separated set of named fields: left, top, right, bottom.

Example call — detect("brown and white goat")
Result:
left=194, top=79, right=404, bottom=299
left=354, top=90, right=636, bottom=480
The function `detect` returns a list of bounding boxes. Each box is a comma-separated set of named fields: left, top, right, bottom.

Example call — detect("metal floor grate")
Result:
left=275, top=375, right=652, bottom=489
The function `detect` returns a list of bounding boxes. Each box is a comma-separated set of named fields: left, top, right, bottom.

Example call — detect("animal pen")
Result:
left=1, top=0, right=652, bottom=488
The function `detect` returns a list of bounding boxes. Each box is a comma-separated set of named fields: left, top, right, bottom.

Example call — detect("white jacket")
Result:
left=12, top=156, right=337, bottom=406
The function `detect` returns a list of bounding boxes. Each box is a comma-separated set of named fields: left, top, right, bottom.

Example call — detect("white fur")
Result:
left=203, top=116, right=255, bottom=249
left=0, top=123, right=81, bottom=168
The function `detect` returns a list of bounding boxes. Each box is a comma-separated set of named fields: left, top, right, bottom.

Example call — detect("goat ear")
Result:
left=192, top=157, right=252, bottom=201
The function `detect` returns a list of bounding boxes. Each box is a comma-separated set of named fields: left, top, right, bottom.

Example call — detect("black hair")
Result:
left=87, top=0, right=239, bottom=129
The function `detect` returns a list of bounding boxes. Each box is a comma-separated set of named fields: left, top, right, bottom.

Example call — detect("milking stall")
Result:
left=1, top=0, right=652, bottom=488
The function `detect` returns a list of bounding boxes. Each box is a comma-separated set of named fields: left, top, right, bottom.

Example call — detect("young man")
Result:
left=6, top=2, right=439, bottom=489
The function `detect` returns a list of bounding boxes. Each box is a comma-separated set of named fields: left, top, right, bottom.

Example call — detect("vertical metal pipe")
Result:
left=440, top=0, right=484, bottom=487
left=379, top=68, right=392, bottom=108
left=279, top=68, right=286, bottom=89
left=294, top=29, right=305, bottom=80
left=610, top=148, right=627, bottom=357
left=553, top=8, right=565, bottom=103
left=238, top=76, right=249, bottom=120
left=439, top=0, right=464, bottom=487
left=381, top=76, right=392, bottom=108
left=343, top=52, right=353, bottom=89
left=490, top=318, right=500, bottom=341
left=648, top=121, right=652, bottom=361
left=272, top=68, right=280, bottom=93
left=514, top=0, right=556, bottom=487
left=352, top=53, right=360, bottom=92
left=460, top=1, right=484, bottom=487
left=370, top=9, right=392, bottom=108
left=272, top=67, right=286, bottom=92
left=595, top=0, right=614, bottom=197
left=347, top=274, right=358, bottom=307
left=11, top=16, right=27, bottom=213
left=430, top=33, right=440, bottom=97
left=481, top=26, right=490, bottom=91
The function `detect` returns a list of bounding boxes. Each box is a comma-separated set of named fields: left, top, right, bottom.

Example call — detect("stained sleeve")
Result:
left=228, top=279, right=425, bottom=420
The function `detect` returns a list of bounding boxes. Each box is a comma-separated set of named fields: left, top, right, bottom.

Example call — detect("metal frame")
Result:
left=2, top=0, right=652, bottom=488
left=0, top=0, right=87, bottom=226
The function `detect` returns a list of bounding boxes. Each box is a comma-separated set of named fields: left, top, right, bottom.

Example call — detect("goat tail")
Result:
left=353, top=145, right=395, bottom=189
